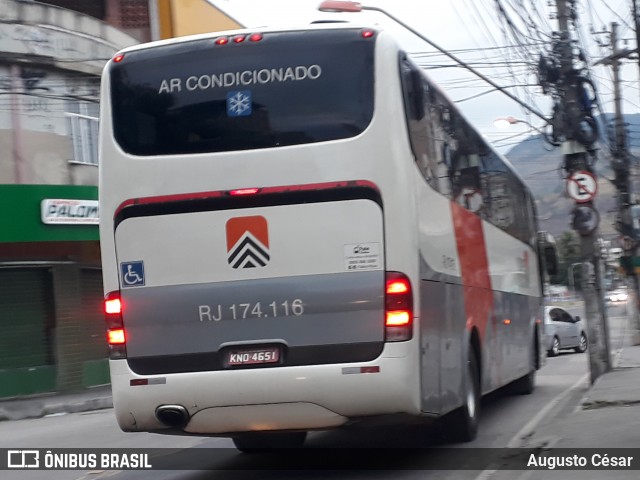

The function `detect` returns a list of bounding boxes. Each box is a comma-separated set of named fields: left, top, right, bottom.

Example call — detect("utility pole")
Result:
left=633, top=0, right=640, bottom=100
left=630, top=1, right=640, bottom=346
left=549, top=0, right=611, bottom=382
left=596, top=23, right=640, bottom=345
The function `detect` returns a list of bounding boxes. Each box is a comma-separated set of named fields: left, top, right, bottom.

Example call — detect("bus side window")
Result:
left=423, top=80, right=453, bottom=197
left=400, top=57, right=438, bottom=192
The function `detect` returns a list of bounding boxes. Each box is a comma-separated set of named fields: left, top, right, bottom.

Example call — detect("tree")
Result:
left=551, top=230, right=581, bottom=288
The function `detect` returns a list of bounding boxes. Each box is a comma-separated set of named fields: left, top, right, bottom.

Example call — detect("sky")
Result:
left=210, top=0, right=640, bottom=154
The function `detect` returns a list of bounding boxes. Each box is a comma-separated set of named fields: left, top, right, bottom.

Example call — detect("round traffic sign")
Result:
left=566, top=171, right=597, bottom=203
left=572, top=204, right=600, bottom=236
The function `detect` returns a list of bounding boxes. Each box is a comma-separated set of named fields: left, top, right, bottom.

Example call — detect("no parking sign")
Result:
left=566, top=171, right=597, bottom=203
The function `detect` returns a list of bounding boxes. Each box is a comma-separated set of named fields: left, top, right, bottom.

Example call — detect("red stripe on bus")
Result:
left=114, top=191, right=226, bottom=218
left=113, top=180, right=380, bottom=220
left=451, top=202, right=494, bottom=340
left=259, top=180, right=379, bottom=195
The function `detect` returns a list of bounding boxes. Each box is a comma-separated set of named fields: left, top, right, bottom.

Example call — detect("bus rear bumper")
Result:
left=187, top=403, right=347, bottom=434
left=109, top=356, right=419, bottom=434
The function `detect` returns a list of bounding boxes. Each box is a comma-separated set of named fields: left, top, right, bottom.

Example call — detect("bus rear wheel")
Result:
left=509, top=334, right=537, bottom=395
left=232, top=431, right=307, bottom=453
left=447, top=346, right=480, bottom=442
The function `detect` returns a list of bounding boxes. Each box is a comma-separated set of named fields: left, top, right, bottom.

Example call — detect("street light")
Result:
left=317, top=1, right=550, bottom=123
left=493, top=116, right=530, bottom=129
left=493, top=116, right=557, bottom=146
left=493, top=116, right=547, bottom=132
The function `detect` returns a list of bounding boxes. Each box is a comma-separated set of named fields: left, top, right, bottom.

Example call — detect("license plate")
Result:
left=226, top=346, right=281, bottom=367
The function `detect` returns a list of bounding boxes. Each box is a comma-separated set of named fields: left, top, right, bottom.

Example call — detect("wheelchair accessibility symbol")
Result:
left=121, top=261, right=145, bottom=287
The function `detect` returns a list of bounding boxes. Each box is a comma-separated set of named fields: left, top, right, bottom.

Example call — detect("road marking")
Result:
left=472, top=372, right=589, bottom=480
left=506, top=373, right=588, bottom=448
left=75, top=471, right=120, bottom=480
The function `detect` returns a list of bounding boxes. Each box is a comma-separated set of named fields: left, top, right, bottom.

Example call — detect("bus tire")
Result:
left=448, top=346, right=480, bottom=442
left=510, top=335, right=537, bottom=395
left=510, top=370, right=536, bottom=395
left=232, top=431, right=307, bottom=453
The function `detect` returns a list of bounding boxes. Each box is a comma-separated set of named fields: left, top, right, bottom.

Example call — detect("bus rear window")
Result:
left=109, top=29, right=375, bottom=156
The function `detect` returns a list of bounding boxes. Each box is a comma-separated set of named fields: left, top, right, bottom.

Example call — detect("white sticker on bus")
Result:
left=344, top=243, right=382, bottom=271
left=158, top=65, right=323, bottom=94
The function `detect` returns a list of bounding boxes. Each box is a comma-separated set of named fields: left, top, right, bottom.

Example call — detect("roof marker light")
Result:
left=233, top=35, right=246, bottom=43
left=113, top=54, right=125, bottom=63
left=215, top=36, right=229, bottom=45
left=249, top=33, right=263, bottom=42
left=362, top=30, right=375, bottom=38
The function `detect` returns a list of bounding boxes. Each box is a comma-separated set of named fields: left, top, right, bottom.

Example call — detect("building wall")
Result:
left=37, top=0, right=244, bottom=43
left=0, top=2, right=137, bottom=187
left=105, top=0, right=151, bottom=42
left=37, top=0, right=151, bottom=42
left=156, top=0, right=243, bottom=39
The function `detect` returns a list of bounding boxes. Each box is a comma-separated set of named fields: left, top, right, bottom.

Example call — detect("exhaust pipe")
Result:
left=155, top=405, right=189, bottom=428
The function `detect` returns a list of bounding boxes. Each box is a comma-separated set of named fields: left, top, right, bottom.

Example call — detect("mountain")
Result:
left=503, top=113, right=640, bottom=240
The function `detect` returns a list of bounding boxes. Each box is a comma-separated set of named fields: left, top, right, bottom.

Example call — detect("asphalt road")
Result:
left=0, top=303, right=628, bottom=480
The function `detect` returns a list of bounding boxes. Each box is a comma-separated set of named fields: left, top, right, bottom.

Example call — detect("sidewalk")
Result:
left=517, top=330, right=640, bottom=479
left=0, top=385, right=112, bottom=422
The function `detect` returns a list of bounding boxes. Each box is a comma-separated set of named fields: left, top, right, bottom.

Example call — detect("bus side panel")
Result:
left=491, top=290, right=538, bottom=385
left=483, top=217, right=541, bottom=385
left=417, top=262, right=541, bottom=416
left=416, top=171, right=465, bottom=415
left=440, top=282, right=466, bottom=415
left=418, top=279, right=443, bottom=414
left=420, top=280, right=468, bottom=418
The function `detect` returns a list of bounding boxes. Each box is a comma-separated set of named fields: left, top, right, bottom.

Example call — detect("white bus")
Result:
left=99, top=24, right=555, bottom=451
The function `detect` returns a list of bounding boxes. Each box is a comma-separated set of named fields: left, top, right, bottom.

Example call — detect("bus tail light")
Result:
left=385, top=272, right=413, bottom=342
left=108, top=328, right=126, bottom=345
left=105, top=291, right=127, bottom=359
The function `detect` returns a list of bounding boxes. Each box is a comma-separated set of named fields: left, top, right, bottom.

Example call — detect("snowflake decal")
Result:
left=226, top=90, right=252, bottom=117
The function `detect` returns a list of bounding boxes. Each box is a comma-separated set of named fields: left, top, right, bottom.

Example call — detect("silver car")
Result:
left=543, top=306, right=588, bottom=357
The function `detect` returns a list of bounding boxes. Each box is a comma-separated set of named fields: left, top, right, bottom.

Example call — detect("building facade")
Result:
left=0, top=0, right=243, bottom=398
left=0, top=0, right=138, bottom=397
